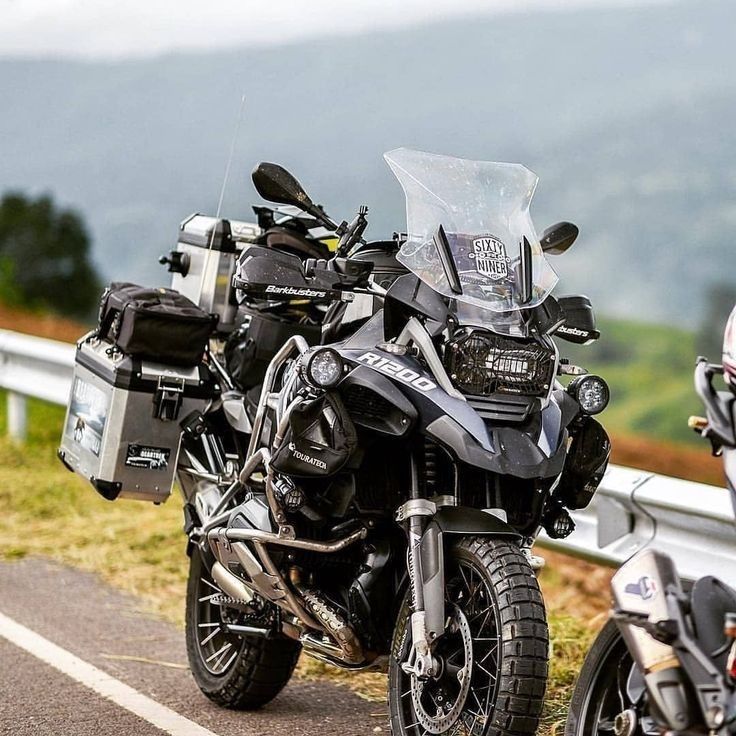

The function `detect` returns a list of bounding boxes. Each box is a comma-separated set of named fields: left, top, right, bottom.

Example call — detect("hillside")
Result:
left=0, top=303, right=90, bottom=343
left=0, top=0, right=735, bottom=329
left=565, top=318, right=706, bottom=444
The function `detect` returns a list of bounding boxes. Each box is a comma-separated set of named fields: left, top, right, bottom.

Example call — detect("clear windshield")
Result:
left=385, top=148, right=558, bottom=329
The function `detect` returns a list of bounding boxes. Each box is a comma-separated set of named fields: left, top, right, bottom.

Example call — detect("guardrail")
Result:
left=0, top=329, right=731, bottom=581
left=0, top=330, right=75, bottom=439
left=538, top=465, right=735, bottom=584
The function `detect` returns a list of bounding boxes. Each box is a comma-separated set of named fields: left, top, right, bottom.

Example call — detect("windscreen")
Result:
left=385, top=148, right=558, bottom=320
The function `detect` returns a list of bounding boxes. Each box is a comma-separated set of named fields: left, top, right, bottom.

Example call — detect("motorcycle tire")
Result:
left=185, top=547, right=301, bottom=710
left=388, top=537, right=548, bottom=736
left=565, top=619, right=640, bottom=736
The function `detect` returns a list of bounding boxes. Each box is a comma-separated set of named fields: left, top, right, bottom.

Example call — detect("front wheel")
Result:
left=388, top=537, right=549, bottom=736
left=565, top=620, right=647, bottom=736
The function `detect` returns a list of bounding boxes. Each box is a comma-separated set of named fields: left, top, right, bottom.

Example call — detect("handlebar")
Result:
left=692, top=359, right=736, bottom=450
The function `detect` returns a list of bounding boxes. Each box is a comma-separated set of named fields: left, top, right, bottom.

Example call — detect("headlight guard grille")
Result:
left=444, top=331, right=555, bottom=398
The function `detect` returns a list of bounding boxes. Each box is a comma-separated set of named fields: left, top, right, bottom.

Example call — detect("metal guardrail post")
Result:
left=6, top=391, right=27, bottom=441
left=0, top=329, right=75, bottom=444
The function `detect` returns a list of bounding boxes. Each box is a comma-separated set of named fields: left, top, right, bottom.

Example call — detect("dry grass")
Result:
left=0, top=302, right=91, bottom=343
left=0, top=394, right=722, bottom=732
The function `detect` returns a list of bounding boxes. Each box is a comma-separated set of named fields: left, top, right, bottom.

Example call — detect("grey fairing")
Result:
left=337, top=344, right=490, bottom=450
left=337, top=319, right=578, bottom=478
left=425, top=397, right=574, bottom=480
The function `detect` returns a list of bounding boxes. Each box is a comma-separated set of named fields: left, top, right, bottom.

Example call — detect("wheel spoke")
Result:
left=219, top=647, right=239, bottom=674
left=468, top=604, right=492, bottom=624
left=473, top=681, right=497, bottom=693
left=478, top=607, right=495, bottom=633
left=211, top=642, right=233, bottom=670
left=199, top=627, right=221, bottom=647
left=458, top=565, right=473, bottom=598
left=206, top=642, right=231, bottom=664
left=471, top=689, right=485, bottom=715
left=477, top=642, right=499, bottom=665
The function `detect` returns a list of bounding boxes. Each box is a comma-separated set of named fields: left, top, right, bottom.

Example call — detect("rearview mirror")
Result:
left=252, top=162, right=311, bottom=208
left=539, top=221, right=579, bottom=255
left=251, top=162, right=336, bottom=229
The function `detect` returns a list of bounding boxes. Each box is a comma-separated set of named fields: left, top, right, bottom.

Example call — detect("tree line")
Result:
left=0, top=192, right=100, bottom=319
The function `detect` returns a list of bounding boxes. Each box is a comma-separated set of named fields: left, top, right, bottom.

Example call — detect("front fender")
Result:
left=418, top=506, right=521, bottom=639
left=431, top=506, right=521, bottom=538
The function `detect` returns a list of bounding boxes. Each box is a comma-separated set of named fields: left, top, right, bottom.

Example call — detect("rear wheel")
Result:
left=388, top=537, right=548, bottom=736
left=185, top=547, right=301, bottom=709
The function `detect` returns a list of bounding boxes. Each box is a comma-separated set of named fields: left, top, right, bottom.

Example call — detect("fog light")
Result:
left=568, top=374, right=609, bottom=415
left=303, top=348, right=344, bottom=388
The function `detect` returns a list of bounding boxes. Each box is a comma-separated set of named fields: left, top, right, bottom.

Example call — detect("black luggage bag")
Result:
left=98, top=282, right=217, bottom=366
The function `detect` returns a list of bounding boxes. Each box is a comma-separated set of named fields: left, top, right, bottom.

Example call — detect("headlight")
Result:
left=303, top=348, right=344, bottom=388
left=444, top=330, right=555, bottom=397
left=568, top=374, right=609, bottom=415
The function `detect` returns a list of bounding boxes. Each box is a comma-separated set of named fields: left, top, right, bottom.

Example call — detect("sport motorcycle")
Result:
left=60, top=148, right=611, bottom=736
left=565, top=306, right=736, bottom=736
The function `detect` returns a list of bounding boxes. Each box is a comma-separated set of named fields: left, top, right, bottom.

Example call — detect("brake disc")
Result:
left=411, top=605, right=474, bottom=735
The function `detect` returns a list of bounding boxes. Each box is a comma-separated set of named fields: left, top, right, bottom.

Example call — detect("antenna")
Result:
left=196, top=94, right=247, bottom=306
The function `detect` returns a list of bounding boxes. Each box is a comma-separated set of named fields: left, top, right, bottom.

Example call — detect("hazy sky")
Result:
left=2, top=0, right=667, bottom=59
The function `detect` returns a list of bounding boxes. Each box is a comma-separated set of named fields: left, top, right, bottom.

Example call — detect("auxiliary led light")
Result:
left=568, top=374, right=609, bottom=415
left=303, top=348, right=344, bottom=388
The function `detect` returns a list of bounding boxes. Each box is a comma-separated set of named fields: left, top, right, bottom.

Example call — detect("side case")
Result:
left=58, top=336, right=215, bottom=503
left=169, top=214, right=261, bottom=332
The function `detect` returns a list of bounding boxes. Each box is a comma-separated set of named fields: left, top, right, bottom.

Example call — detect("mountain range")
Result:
left=0, top=0, right=734, bottom=326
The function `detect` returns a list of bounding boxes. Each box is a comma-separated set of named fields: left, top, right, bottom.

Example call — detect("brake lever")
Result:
left=687, top=417, right=723, bottom=456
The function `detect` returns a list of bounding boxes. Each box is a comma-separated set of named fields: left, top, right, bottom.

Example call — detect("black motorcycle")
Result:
left=62, top=148, right=611, bottom=736
left=174, top=149, right=613, bottom=735
left=565, top=307, right=736, bottom=736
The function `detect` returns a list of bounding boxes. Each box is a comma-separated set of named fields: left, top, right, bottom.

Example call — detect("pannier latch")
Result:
left=153, top=376, right=185, bottom=421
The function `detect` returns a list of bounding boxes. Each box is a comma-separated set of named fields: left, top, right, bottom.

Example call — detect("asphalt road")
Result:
left=0, top=558, right=387, bottom=736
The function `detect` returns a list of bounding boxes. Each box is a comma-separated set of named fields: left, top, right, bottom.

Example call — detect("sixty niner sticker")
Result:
left=468, top=236, right=510, bottom=281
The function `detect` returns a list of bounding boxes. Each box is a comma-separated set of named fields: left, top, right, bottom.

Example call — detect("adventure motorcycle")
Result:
left=565, top=306, right=736, bottom=736
left=60, top=149, right=611, bottom=736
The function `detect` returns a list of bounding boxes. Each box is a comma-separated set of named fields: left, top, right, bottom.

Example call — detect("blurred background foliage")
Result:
left=1, top=0, right=734, bottom=445
left=0, top=192, right=100, bottom=318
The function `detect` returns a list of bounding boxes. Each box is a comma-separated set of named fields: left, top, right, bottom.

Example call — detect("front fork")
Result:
left=398, top=458, right=450, bottom=679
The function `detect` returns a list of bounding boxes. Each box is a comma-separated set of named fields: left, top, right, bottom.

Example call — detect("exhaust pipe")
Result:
left=211, top=561, right=255, bottom=605
left=209, top=529, right=366, bottom=663
left=612, top=550, right=697, bottom=732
